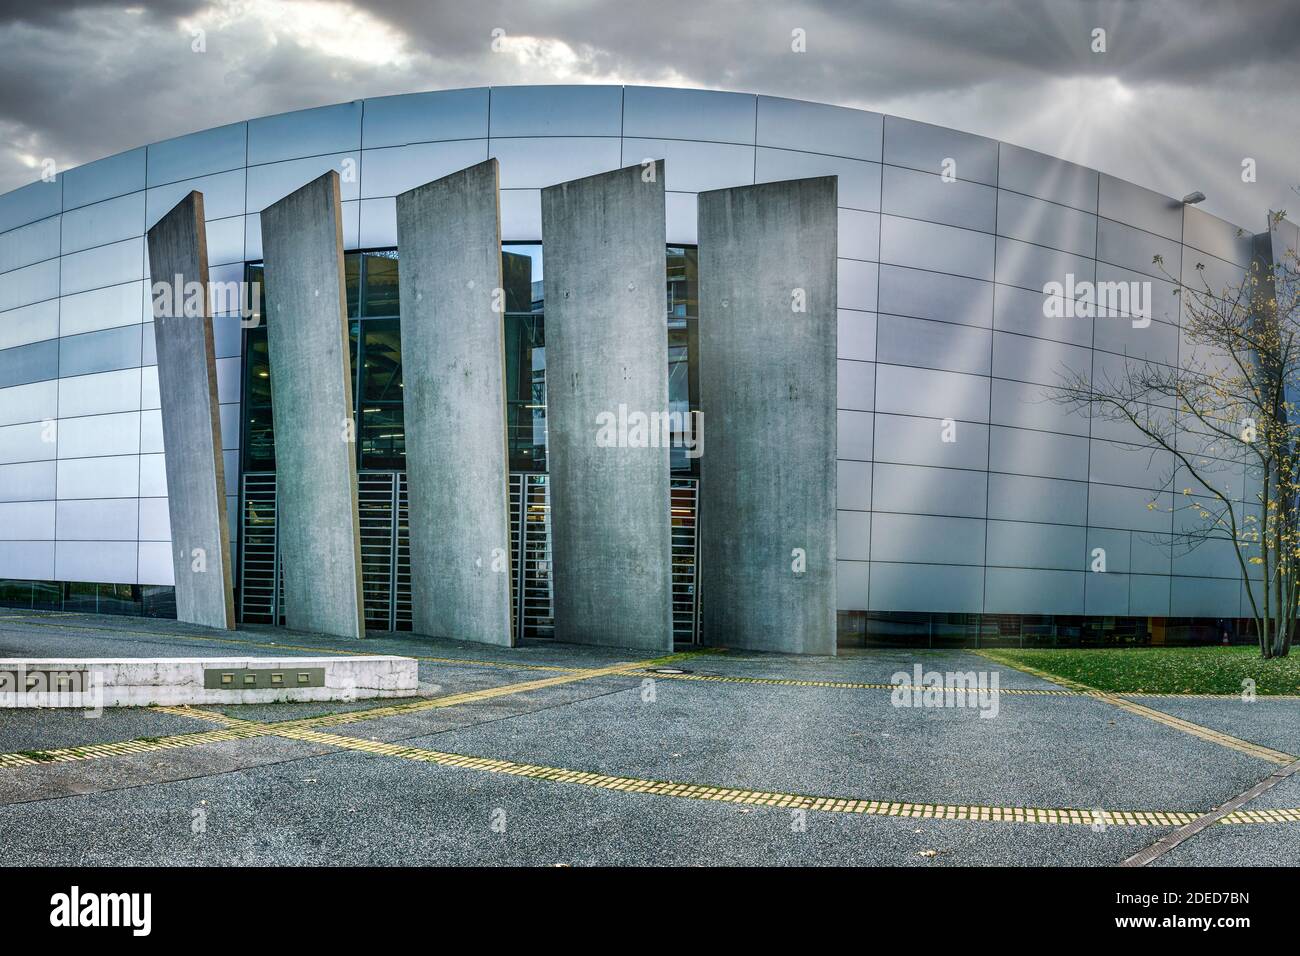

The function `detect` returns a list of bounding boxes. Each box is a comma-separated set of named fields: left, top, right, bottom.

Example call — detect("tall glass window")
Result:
left=503, top=243, right=546, bottom=471
left=666, top=246, right=699, bottom=474
left=243, top=252, right=399, bottom=472
left=357, top=318, right=403, bottom=469
left=354, top=252, right=403, bottom=470
left=242, top=263, right=273, bottom=471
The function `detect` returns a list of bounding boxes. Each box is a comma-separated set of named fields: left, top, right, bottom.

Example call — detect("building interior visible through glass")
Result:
left=243, top=245, right=700, bottom=475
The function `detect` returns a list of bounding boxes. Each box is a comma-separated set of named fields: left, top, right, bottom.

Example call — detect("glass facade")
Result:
left=242, top=244, right=700, bottom=476
left=503, top=244, right=546, bottom=471
left=0, top=578, right=176, bottom=617
left=244, top=251, right=405, bottom=472
left=234, top=243, right=700, bottom=638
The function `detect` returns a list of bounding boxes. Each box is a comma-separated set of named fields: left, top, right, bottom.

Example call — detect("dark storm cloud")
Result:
left=348, top=0, right=1300, bottom=97
left=0, top=0, right=1295, bottom=227
left=0, top=0, right=204, bottom=27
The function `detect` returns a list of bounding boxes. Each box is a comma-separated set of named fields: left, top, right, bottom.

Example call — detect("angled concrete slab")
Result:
left=145, top=191, right=236, bottom=630
left=540, top=161, right=674, bottom=650
left=259, top=171, right=366, bottom=639
left=396, top=159, right=513, bottom=646
left=697, top=176, right=838, bottom=654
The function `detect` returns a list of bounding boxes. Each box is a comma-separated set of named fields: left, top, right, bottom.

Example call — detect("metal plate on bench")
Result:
left=202, top=667, right=326, bottom=690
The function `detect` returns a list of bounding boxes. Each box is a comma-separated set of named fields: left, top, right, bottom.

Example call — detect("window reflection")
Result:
left=362, top=251, right=399, bottom=318
left=666, top=246, right=699, bottom=474
left=358, top=318, right=404, bottom=469
left=345, top=252, right=360, bottom=317
left=242, top=263, right=274, bottom=470
left=503, top=243, right=546, bottom=471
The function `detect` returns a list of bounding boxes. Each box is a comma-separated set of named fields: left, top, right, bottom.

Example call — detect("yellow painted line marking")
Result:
left=0, top=752, right=42, bottom=768
left=9, top=718, right=1299, bottom=827
left=972, top=653, right=1095, bottom=693
left=638, top=669, right=1300, bottom=700
left=150, top=705, right=267, bottom=728
left=7, top=650, right=1297, bottom=827
left=263, top=724, right=1256, bottom=828
left=127, top=650, right=714, bottom=736
left=1222, top=807, right=1300, bottom=824
left=0, top=724, right=275, bottom=768
left=597, top=665, right=1300, bottom=703
left=975, top=651, right=1296, bottom=765
left=1100, top=694, right=1294, bottom=765
left=637, top=670, right=1080, bottom=695
left=280, top=649, right=708, bottom=729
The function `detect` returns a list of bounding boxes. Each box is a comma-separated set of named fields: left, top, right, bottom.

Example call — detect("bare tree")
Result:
left=1053, top=212, right=1298, bottom=658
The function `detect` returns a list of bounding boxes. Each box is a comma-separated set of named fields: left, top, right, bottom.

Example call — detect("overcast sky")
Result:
left=1, top=0, right=1295, bottom=229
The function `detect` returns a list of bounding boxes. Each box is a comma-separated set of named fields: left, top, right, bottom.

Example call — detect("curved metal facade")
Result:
left=0, top=84, right=1265, bottom=620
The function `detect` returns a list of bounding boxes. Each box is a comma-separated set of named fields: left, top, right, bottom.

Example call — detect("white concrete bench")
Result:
left=0, top=656, right=418, bottom=708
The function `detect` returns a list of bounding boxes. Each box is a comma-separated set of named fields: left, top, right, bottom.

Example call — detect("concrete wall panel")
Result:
left=145, top=192, right=236, bottom=629
left=396, top=159, right=513, bottom=645
left=698, top=176, right=838, bottom=654
left=259, top=171, right=365, bottom=639
left=540, top=162, right=673, bottom=650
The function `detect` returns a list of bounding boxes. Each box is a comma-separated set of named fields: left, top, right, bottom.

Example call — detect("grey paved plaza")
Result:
left=1, top=610, right=1297, bottom=866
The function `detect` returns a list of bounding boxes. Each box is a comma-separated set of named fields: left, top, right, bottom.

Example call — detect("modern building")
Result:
left=0, top=84, right=1286, bottom=650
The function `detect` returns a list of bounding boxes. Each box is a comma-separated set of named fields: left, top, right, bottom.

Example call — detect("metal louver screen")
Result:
left=516, top=474, right=554, bottom=640
left=239, top=472, right=699, bottom=642
left=670, top=478, right=700, bottom=643
left=394, top=473, right=412, bottom=629
left=358, top=472, right=398, bottom=631
left=238, top=473, right=279, bottom=625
